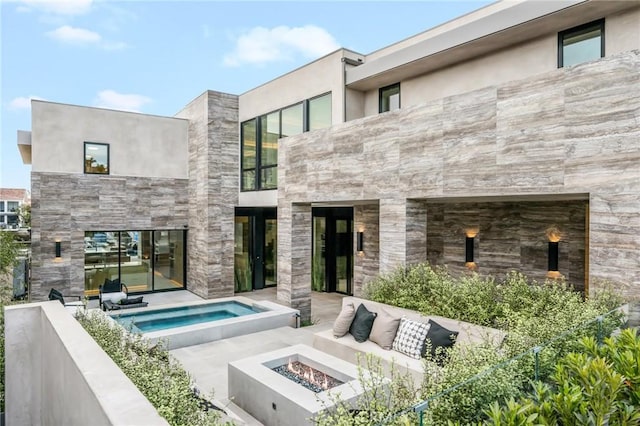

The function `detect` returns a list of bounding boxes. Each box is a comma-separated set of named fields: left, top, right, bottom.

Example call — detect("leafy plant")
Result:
left=77, top=310, right=227, bottom=426
left=486, top=329, right=640, bottom=425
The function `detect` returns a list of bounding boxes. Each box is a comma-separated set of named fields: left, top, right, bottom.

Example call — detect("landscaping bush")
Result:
left=362, top=263, right=625, bottom=424
left=77, top=310, right=226, bottom=426
left=485, top=328, right=640, bottom=425
left=0, top=231, right=20, bottom=413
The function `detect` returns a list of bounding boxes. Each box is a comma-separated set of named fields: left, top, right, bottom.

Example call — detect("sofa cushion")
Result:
left=392, top=317, right=431, bottom=359
left=422, top=319, right=459, bottom=359
left=102, top=291, right=127, bottom=304
left=333, top=302, right=356, bottom=338
left=369, top=308, right=401, bottom=350
left=349, top=303, right=377, bottom=343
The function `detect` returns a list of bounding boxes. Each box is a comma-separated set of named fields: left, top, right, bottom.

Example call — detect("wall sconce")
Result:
left=464, top=227, right=478, bottom=270
left=55, top=239, right=62, bottom=260
left=545, top=226, right=561, bottom=278
left=357, top=231, right=364, bottom=252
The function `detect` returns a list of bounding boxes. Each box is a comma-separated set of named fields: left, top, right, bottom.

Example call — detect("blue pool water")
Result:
left=113, top=301, right=262, bottom=333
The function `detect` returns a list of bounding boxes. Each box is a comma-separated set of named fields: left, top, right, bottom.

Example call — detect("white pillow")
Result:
left=102, top=291, right=127, bottom=304
left=392, top=317, right=431, bottom=359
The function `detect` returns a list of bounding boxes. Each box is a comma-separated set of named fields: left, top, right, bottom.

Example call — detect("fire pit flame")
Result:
left=273, top=358, right=344, bottom=393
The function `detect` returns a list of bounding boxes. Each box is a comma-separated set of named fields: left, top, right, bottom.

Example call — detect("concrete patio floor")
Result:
left=91, top=287, right=343, bottom=424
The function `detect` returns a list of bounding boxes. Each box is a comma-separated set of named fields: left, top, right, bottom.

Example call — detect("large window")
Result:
left=558, top=20, right=604, bottom=68
left=379, top=83, right=400, bottom=113
left=84, top=142, right=110, bottom=174
left=308, top=93, right=332, bottom=131
left=241, top=92, right=331, bottom=191
left=84, top=230, right=186, bottom=297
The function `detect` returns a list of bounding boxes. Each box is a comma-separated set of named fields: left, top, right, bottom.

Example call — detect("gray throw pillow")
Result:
left=369, top=308, right=401, bottom=350
left=349, top=303, right=377, bottom=343
left=333, top=302, right=357, bottom=338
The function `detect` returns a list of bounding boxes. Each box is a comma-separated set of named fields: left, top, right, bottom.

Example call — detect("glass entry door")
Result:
left=312, top=207, right=353, bottom=295
left=234, top=207, right=277, bottom=292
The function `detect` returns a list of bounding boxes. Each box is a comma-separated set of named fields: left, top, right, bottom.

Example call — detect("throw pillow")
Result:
left=349, top=303, right=377, bottom=343
left=369, top=308, right=401, bottom=350
left=392, top=317, right=431, bottom=359
left=333, top=302, right=357, bottom=338
left=422, top=319, right=459, bottom=359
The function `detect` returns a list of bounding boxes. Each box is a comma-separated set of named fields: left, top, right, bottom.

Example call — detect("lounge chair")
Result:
left=48, top=288, right=85, bottom=314
left=99, top=278, right=129, bottom=311
left=103, top=296, right=148, bottom=311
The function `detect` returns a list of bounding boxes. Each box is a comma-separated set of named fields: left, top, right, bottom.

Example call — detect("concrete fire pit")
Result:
left=228, top=344, right=373, bottom=426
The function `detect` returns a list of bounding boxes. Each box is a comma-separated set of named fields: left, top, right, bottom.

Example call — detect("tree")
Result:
left=0, top=231, right=18, bottom=277
left=16, top=204, right=31, bottom=228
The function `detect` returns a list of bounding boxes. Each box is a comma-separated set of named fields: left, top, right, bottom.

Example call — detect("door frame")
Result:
left=312, top=207, right=353, bottom=295
left=235, top=207, right=277, bottom=291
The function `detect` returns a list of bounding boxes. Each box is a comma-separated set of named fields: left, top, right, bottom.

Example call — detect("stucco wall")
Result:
left=31, top=101, right=188, bottom=179
left=5, top=302, right=167, bottom=426
left=279, top=50, right=640, bottom=298
left=239, top=50, right=357, bottom=125
left=362, top=7, right=640, bottom=117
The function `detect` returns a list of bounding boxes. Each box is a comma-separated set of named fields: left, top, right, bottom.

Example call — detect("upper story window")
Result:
left=558, top=19, right=604, bottom=68
left=307, top=93, right=332, bottom=132
left=7, top=201, right=19, bottom=212
left=241, top=93, right=331, bottom=191
left=0, top=202, right=4, bottom=213
left=379, top=83, right=400, bottom=113
left=84, top=142, right=110, bottom=174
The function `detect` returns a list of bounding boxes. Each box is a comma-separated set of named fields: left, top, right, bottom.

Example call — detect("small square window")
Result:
left=379, top=83, right=400, bottom=113
left=84, top=142, right=109, bottom=174
left=558, top=20, right=604, bottom=68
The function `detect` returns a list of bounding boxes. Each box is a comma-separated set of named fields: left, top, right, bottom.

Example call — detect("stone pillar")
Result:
left=379, top=198, right=407, bottom=274
left=179, top=90, right=238, bottom=299
left=277, top=203, right=312, bottom=322
left=406, top=199, right=428, bottom=266
left=354, top=204, right=380, bottom=297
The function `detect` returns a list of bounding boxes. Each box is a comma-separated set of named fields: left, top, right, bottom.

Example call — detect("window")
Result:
left=84, top=142, right=109, bottom=174
left=0, top=202, right=4, bottom=213
left=241, top=120, right=257, bottom=191
left=7, top=201, right=19, bottom=212
left=379, top=83, right=400, bottom=113
left=307, top=93, right=332, bottom=132
left=241, top=93, right=332, bottom=191
left=558, top=20, right=604, bottom=68
left=281, top=103, right=303, bottom=137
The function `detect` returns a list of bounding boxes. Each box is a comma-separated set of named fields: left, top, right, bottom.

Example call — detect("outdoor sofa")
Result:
left=313, top=296, right=506, bottom=384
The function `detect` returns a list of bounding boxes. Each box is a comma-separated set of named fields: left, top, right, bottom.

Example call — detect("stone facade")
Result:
left=278, top=51, right=640, bottom=308
left=30, top=173, right=188, bottom=300
left=176, top=91, right=239, bottom=299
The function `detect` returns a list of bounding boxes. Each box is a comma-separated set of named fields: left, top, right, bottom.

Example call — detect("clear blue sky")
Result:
left=1, top=0, right=491, bottom=191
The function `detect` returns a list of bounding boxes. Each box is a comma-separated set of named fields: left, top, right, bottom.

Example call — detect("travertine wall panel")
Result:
left=354, top=204, right=379, bottom=297
left=280, top=51, right=640, bottom=298
left=30, top=173, right=188, bottom=300
left=426, top=201, right=586, bottom=291
left=176, top=91, right=239, bottom=299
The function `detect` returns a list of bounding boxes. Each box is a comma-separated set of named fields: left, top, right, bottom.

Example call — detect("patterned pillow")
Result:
left=392, top=317, right=431, bottom=359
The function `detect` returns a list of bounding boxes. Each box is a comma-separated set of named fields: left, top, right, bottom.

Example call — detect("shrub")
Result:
left=362, top=263, right=625, bottom=424
left=485, top=328, right=640, bottom=425
left=77, top=310, right=225, bottom=426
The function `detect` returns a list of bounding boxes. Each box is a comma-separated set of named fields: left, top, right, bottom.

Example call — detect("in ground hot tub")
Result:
left=110, top=296, right=299, bottom=349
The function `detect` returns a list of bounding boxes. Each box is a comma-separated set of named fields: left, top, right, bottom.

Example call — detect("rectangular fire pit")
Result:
left=228, top=344, right=375, bottom=426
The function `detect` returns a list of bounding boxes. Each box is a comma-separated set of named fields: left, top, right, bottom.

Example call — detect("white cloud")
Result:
left=223, top=25, right=340, bottom=67
left=94, top=90, right=151, bottom=112
left=46, top=25, right=101, bottom=44
left=8, top=95, right=45, bottom=110
left=19, top=0, right=93, bottom=16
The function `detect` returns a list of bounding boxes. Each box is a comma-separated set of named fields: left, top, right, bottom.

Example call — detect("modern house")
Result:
left=0, top=187, right=30, bottom=229
left=17, top=0, right=640, bottom=321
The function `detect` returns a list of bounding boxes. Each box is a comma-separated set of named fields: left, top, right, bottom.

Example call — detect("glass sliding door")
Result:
left=312, top=217, right=326, bottom=291
left=84, top=229, right=186, bottom=297
left=335, top=219, right=351, bottom=294
left=264, top=218, right=277, bottom=287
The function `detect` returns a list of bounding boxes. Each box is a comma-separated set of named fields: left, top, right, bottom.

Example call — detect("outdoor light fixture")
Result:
left=55, top=240, right=62, bottom=259
left=465, top=227, right=478, bottom=270
left=357, top=231, right=364, bottom=252
left=545, top=226, right=562, bottom=278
